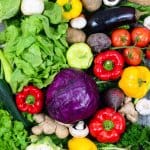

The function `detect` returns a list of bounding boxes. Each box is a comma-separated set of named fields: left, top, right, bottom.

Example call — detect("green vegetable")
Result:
left=120, top=1, right=150, bottom=12
left=0, top=79, right=32, bottom=128
left=26, top=135, right=64, bottom=150
left=0, top=0, right=21, bottom=22
left=94, top=123, right=150, bottom=150
left=0, top=50, right=12, bottom=84
left=94, top=77, right=117, bottom=93
left=66, top=43, right=93, bottom=69
left=0, top=109, right=29, bottom=150
left=44, top=1, right=64, bottom=24
left=95, top=142, right=127, bottom=150
left=0, top=2, right=69, bottom=93
left=116, top=122, right=150, bottom=150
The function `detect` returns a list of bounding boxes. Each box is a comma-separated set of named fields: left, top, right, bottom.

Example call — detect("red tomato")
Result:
left=123, top=47, right=143, bottom=66
left=146, top=49, right=150, bottom=59
left=131, top=27, right=150, bottom=47
left=111, top=28, right=131, bottom=47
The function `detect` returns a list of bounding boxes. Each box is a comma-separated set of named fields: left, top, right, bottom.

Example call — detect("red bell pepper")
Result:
left=88, top=107, right=126, bottom=143
left=93, top=50, right=124, bottom=81
left=16, top=85, right=44, bottom=114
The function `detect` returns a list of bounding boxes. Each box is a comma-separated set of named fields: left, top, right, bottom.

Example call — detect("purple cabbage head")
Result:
left=46, top=68, right=100, bottom=124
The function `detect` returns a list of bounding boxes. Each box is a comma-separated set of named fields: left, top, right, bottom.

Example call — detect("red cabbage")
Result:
left=46, top=68, right=100, bottom=124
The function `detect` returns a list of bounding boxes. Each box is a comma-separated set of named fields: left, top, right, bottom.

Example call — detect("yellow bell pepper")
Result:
left=68, top=137, right=97, bottom=150
left=56, top=0, right=82, bottom=20
left=119, top=66, right=150, bottom=99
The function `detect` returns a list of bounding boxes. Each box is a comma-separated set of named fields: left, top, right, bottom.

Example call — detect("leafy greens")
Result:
left=0, top=2, right=69, bottom=93
left=0, top=0, right=21, bottom=22
left=0, top=109, right=29, bottom=150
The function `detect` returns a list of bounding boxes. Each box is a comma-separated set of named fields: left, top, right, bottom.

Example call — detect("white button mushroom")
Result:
left=21, top=0, right=44, bottom=16
left=69, top=121, right=89, bottom=138
left=70, top=16, right=87, bottom=29
left=103, top=0, right=121, bottom=7
left=144, top=16, right=150, bottom=30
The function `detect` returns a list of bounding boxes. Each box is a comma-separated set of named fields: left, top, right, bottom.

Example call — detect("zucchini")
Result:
left=85, top=6, right=136, bottom=34
left=0, top=79, right=32, bottom=128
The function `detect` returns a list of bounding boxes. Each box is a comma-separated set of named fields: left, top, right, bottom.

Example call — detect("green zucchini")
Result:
left=0, top=79, right=32, bottom=128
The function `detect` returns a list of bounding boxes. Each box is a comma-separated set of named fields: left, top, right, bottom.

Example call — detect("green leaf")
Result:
left=10, top=69, right=31, bottom=93
left=120, top=1, right=150, bottom=12
left=0, top=0, right=20, bottom=22
left=21, top=15, right=43, bottom=36
left=36, top=35, right=54, bottom=55
left=57, top=23, right=68, bottom=35
left=14, top=57, right=35, bottom=76
left=16, top=36, right=36, bottom=56
left=22, top=43, right=43, bottom=67
left=44, top=2, right=63, bottom=24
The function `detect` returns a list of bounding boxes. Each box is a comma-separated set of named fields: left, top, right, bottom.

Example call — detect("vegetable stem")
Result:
left=98, top=147, right=128, bottom=150
left=0, top=50, right=12, bottom=84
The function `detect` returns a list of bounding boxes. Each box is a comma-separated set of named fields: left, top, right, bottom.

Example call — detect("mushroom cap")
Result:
left=69, top=121, right=89, bottom=138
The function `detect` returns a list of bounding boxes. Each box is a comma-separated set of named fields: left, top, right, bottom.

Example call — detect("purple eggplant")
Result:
left=85, top=6, right=136, bottom=34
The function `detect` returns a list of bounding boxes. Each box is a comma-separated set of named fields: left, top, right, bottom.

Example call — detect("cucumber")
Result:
left=0, top=79, right=32, bottom=128
left=66, top=43, right=93, bottom=69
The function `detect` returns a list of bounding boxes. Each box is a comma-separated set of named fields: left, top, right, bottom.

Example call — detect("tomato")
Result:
left=123, top=47, right=143, bottom=66
left=111, top=28, right=131, bottom=47
left=131, top=27, right=150, bottom=47
left=146, top=49, right=150, bottom=59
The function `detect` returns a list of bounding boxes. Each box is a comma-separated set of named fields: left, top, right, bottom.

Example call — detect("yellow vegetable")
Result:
left=119, top=66, right=150, bottom=99
left=68, top=137, right=97, bottom=150
left=56, top=0, right=82, bottom=20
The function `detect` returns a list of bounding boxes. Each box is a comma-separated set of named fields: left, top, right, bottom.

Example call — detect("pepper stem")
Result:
left=103, top=120, right=114, bottom=131
left=103, top=60, right=114, bottom=71
left=26, top=95, right=35, bottom=105
left=63, top=0, right=72, bottom=12
left=138, top=78, right=146, bottom=87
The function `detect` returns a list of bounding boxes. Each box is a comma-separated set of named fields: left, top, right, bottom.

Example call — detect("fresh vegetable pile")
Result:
left=0, top=0, right=150, bottom=150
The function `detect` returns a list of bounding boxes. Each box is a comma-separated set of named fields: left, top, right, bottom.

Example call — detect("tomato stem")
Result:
left=111, top=46, right=148, bottom=50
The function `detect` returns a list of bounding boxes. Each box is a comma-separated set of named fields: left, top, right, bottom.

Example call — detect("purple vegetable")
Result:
left=46, top=68, right=100, bottom=124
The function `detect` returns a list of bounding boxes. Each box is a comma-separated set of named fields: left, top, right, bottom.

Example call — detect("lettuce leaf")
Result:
left=1, top=3, right=69, bottom=93
left=0, top=0, right=20, bottom=22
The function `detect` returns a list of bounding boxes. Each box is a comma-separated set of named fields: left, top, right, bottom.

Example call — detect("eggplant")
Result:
left=85, top=6, right=136, bottom=34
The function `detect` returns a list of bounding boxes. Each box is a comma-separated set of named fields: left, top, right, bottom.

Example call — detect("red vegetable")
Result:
left=123, top=47, right=142, bottom=66
left=16, top=85, right=44, bottom=114
left=111, top=28, right=131, bottom=47
left=131, top=27, right=150, bottom=47
left=93, top=50, right=124, bottom=81
left=88, top=107, right=126, bottom=143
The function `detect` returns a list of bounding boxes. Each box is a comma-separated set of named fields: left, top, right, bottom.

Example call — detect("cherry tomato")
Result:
left=123, top=47, right=143, bottom=66
left=131, top=27, right=150, bottom=47
left=111, top=28, right=131, bottom=47
left=146, top=49, right=150, bottom=59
